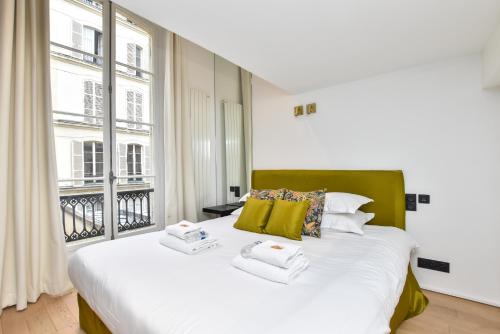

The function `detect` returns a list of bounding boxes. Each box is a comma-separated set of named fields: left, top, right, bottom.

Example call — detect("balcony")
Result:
left=60, top=188, right=154, bottom=242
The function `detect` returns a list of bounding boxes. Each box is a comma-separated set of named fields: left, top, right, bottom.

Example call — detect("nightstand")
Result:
left=202, top=202, right=244, bottom=217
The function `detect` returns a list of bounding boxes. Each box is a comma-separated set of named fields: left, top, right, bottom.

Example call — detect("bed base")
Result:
left=77, top=266, right=427, bottom=334
left=77, top=294, right=111, bottom=334
left=78, top=170, right=429, bottom=333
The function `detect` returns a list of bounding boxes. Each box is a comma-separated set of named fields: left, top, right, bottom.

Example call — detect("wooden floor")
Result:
left=0, top=290, right=499, bottom=333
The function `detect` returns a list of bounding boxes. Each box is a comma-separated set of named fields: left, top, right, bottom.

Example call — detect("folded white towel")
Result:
left=249, top=240, right=303, bottom=269
left=232, top=254, right=309, bottom=284
left=165, top=220, right=200, bottom=239
left=159, top=235, right=217, bottom=255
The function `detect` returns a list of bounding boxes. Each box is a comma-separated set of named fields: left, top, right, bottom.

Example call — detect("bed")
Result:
left=69, top=170, right=428, bottom=334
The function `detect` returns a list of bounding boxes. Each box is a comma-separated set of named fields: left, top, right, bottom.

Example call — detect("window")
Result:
left=50, top=0, right=158, bottom=243
left=135, top=45, right=143, bottom=77
left=126, top=90, right=143, bottom=129
left=71, top=22, right=102, bottom=64
left=127, top=144, right=142, bottom=182
left=83, top=141, right=104, bottom=184
left=83, top=26, right=103, bottom=65
left=135, top=45, right=142, bottom=67
left=127, top=43, right=143, bottom=77
left=84, top=80, right=103, bottom=124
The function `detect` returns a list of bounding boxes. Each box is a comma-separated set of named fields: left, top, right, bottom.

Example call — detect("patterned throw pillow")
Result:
left=250, top=188, right=287, bottom=201
left=283, top=189, right=326, bottom=238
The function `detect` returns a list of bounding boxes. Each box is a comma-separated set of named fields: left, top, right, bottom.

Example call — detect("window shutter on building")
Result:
left=126, top=90, right=134, bottom=128
left=72, top=21, right=83, bottom=60
left=84, top=80, right=94, bottom=124
left=118, top=143, right=127, bottom=184
left=135, top=92, right=143, bottom=130
left=126, top=43, right=136, bottom=75
left=95, top=83, right=103, bottom=125
left=72, top=140, right=84, bottom=186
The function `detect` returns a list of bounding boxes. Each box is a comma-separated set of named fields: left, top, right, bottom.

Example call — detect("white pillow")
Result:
left=239, top=192, right=250, bottom=202
left=324, top=192, right=373, bottom=214
left=321, top=211, right=375, bottom=235
left=231, top=206, right=244, bottom=216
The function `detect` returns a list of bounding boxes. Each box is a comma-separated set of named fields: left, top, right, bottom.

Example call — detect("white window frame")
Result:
left=126, top=143, right=143, bottom=182
left=83, top=140, right=104, bottom=184
left=110, top=4, right=163, bottom=240
left=50, top=0, right=165, bottom=252
left=82, top=25, right=103, bottom=64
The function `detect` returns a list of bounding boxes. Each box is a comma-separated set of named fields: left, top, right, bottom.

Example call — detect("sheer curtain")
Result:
left=0, top=0, right=72, bottom=314
left=241, top=69, right=253, bottom=189
left=164, top=32, right=198, bottom=224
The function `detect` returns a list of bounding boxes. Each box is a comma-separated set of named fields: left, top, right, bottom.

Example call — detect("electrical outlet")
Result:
left=418, top=194, right=430, bottom=204
left=418, top=258, right=450, bottom=273
left=406, top=194, right=417, bottom=211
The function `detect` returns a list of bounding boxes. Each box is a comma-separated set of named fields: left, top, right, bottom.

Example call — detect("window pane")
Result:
left=95, top=162, right=103, bottom=177
left=84, top=162, right=93, bottom=177
left=51, top=0, right=104, bottom=243
left=96, top=31, right=103, bottom=65
left=83, top=142, right=93, bottom=162
left=127, top=144, right=134, bottom=175
left=135, top=145, right=142, bottom=174
left=83, top=26, right=95, bottom=62
left=95, top=141, right=103, bottom=154
left=115, top=14, right=150, bottom=72
left=115, top=9, right=154, bottom=232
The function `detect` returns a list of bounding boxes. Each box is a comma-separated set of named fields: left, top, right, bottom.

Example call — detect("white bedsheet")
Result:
left=68, top=216, right=417, bottom=334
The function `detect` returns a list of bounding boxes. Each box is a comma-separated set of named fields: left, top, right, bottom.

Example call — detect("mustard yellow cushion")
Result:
left=264, top=199, right=310, bottom=241
left=233, top=198, right=274, bottom=233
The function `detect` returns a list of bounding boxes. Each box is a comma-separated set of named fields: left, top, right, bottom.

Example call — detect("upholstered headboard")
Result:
left=251, top=170, right=406, bottom=230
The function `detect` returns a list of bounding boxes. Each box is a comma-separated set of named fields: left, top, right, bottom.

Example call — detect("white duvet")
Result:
left=68, top=216, right=417, bottom=334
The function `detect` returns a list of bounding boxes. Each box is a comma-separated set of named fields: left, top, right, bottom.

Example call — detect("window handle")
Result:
left=109, top=171, right=117, bottom=184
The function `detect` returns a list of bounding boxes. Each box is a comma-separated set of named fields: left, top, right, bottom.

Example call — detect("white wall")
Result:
left=252, top=54, right=500, bottom=306
left=483, top=21, right=500, bottom=88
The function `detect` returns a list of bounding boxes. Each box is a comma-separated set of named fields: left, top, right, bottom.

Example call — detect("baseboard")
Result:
left=421, top=284, right=500, bottom=307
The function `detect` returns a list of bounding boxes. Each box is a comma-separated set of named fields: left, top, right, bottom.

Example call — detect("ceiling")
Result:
left=114, top=0, right=500, bottom=93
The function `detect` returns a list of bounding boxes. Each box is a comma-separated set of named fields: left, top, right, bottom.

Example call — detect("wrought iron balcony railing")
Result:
left=60, top=188, right=154, bottom=242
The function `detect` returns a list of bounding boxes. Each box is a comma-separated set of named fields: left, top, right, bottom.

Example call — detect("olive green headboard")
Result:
left=252, top=170, right=406, bottom=230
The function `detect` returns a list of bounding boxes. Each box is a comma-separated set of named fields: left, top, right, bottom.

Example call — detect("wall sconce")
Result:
left=294, top=105, right=304, bottom=117
left=306, top=103, right=316, bottom=114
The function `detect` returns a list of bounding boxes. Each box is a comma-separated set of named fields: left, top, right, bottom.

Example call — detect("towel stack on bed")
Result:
left=232, top=240, right=309, bottom=284
left=159, top=221, right=217, bottom=254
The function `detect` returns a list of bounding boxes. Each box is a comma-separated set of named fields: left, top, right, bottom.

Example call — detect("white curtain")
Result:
left=241, top=69, right=253, bottom=189
left=0, top=0, right=72, bottom=314
left=164, top=33, right=198, bottom=224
